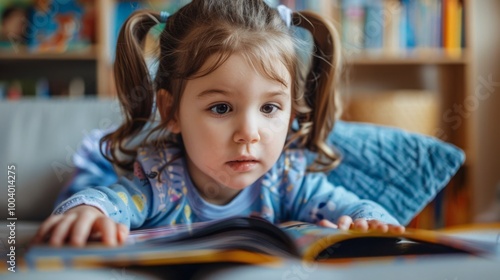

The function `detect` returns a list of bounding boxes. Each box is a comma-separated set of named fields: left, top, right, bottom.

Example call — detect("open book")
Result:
left=25, top=216, right=500, bottom=269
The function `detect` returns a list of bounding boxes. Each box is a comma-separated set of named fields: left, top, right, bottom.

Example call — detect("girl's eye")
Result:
left=210, top=104, right=231, bottom=115
left=261, top=104, right=279, bottom=115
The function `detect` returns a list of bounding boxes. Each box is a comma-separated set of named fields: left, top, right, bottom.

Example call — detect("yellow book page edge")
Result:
left=30, top=249, right=284, bottom=271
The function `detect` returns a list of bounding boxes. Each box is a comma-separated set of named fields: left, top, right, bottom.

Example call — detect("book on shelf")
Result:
left=0, top=0, right=95, bottom=54
left=24, top=0, right=93, bottom=53
left=0, top=77, right=88, bottom=100
left=341, top=0, right=365, bottom=52
left=442, top=0, right=463, bottom=56
left=25, top=216, right=500, bottom=269
left=286, top=0, right=465, bottom=57
left=0, top=79, right=38, bottom=100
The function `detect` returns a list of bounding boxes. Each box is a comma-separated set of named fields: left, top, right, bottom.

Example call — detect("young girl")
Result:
left=34, top=0, right=404, bottom=247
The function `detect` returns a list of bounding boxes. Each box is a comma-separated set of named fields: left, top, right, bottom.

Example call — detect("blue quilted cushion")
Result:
left=321, top=121, right=465, bottom=225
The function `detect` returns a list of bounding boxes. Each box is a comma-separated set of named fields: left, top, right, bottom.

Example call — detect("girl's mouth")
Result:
left=226, top=160, right=259, bottom=172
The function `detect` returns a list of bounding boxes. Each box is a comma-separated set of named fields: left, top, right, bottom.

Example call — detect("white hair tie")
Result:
left=277, top=5, right=292, bottom=27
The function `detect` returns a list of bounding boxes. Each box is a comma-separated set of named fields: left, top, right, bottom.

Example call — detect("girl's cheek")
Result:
left=260, top=116, right=290, bottom=144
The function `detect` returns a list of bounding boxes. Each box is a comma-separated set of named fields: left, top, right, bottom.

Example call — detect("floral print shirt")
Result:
left=54, top=135, right=399, bottom=229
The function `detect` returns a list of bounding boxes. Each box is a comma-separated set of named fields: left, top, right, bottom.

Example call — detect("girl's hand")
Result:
left=317, top=215, right=405, bottom=234
left=31, top=205, right=129, bottom=247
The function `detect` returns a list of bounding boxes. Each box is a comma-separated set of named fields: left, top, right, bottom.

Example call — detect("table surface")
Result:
left=2, top=221, right=500, bottom=280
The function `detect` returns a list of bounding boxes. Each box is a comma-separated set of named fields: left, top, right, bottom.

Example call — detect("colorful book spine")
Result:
left=401, top=0, right=415, bottom=49
left=383, top=0, right=402, bottom=53
left=432, top=0, right=443, bottom=48
left=295, top=0, right=465, bottom=56
left=442, top=0, right=464, bottom=55
left=364, top=0, right=384, bottom=50
left=341, top=0, right=365, bottom=52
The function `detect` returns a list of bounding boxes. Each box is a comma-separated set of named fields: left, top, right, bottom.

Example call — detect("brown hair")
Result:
left=102, top=0, right=343, bottom=172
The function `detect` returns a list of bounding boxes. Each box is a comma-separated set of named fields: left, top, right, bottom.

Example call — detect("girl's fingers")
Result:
left=32, top=206, right=126, bottom=247
left=31, top=214, right=64, bottom=244
left=352, top=218, right=369, bottom=231
left=117, top=223, right=130, bottom=244
left=365, top=219, right=406, bottom=233
left=367, top=219, right=389, bottom=232
left=319, top=217, right=405, bottom=234
left=93, top=217, right=118, bottom=247
left=318, top=218, right=406, bottom=235
left=388, top=224, right=406, bottom=234
left=69, top=213, right=99, bottom=247
left=337, top=216, right=353, bottom=230
left=49, top=214, right=78, bottom=247
left=317, top=219, right=338, bottom=229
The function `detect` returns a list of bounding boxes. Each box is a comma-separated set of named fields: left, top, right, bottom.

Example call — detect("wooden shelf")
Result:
left=345, top=50, right=469, bottom=65
left=0, top=47, right=98, bottom=61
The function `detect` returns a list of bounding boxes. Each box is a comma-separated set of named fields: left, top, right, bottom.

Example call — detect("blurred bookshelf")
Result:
left=0, top=0, right=112, bottom=98
left=0, top=0, right=475, bottom=228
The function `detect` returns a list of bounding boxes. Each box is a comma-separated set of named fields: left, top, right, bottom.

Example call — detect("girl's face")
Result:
left=172, top=53, right=292, bottom=204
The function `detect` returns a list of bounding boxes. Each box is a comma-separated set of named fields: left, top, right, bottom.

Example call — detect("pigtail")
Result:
left=292, top=11, right=343, bottom=171
left=101, top=10, right=162, bottom=171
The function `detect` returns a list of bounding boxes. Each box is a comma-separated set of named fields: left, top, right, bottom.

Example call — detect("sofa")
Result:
left=0, top=98, right=123, bottom=222
left=0, top=99, right=139, bottom=278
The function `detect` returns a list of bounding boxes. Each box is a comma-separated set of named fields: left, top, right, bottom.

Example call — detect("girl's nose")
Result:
left=233, top=115, right=260, bottom=144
